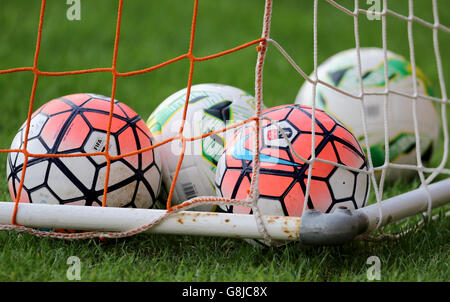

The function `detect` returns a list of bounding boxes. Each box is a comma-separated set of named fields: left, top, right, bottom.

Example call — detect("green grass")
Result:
left=0, top=0, right=449, bottom=282
left=0, top=213, right=448, bottom=282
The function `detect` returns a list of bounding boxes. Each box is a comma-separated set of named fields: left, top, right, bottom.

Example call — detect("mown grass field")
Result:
left=0, top=0, right=449, bottom=282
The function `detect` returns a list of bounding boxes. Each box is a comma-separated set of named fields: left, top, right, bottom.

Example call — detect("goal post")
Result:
left=1, top=177, right=448, bottom=244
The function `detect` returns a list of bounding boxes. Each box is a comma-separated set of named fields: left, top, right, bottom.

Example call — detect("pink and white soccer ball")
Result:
left=215, top=104, right=370, bottom=217
left=6, top=93, right=161, bottom=208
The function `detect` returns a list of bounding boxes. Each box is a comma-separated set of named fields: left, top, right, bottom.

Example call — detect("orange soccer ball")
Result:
left=7, top=93, right=161, bottom=208
left=215, top=104, right=369, bottom=217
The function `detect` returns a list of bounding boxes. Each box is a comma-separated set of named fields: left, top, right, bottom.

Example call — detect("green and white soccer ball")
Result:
left=147, top=83, right=261, bottom=210
left=295, top=48, right=440, bottom=179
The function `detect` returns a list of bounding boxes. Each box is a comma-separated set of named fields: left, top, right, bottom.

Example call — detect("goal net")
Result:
left=0, top=0, right=449, bottom=245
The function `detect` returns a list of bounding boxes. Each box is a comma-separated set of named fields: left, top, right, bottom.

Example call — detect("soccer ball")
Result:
left=147, top=83, right=262, bottom=210
left=215, top=104, right=369, bottom=217
left=295, top=48, right=440, bottom=178
left=6, top=93, right=161, bottom=208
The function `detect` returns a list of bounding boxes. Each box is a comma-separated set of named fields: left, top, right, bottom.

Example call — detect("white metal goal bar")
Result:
left=0, top=177, right=448, bottom=245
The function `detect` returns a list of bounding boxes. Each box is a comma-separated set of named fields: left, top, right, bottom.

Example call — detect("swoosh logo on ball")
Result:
left=232, top=134, right=301, bottom=167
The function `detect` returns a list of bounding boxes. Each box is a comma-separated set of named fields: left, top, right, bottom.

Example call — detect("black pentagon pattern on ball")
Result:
left=203, top=100, right=233, bottom=123
left=7, top=94, right=161, bottom=208
left=215, top=104, right=368, bottom=215
left=328, top=67, right=352, bottom=87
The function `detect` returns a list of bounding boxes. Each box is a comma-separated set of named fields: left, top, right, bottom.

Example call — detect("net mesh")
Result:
left=0, top=0, right=448, bottom=241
